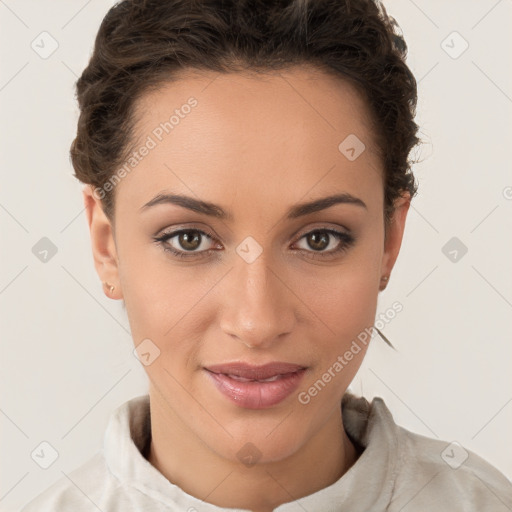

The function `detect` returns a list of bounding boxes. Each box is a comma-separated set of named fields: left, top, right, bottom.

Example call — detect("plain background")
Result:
left=1, top=0, right=511, bottom=510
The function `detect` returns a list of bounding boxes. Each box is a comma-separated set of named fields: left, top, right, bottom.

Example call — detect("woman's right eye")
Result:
left=153, top=228, right=219, bottom=259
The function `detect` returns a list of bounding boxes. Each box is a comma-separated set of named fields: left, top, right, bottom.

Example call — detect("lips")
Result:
left=205, top=362, right=306, bottom=381
left=204, top=362, right=307, bottom=409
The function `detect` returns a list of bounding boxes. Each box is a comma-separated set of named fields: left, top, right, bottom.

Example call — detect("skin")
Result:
left=83, top=66, right=410, bottom=512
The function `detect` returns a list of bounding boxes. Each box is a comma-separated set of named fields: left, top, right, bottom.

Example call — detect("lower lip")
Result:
left=205, top=369, right=306, bottom=409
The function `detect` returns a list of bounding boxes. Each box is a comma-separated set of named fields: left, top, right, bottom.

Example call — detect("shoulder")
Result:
left=343, top=394, right=512, bottom=511
left=19, top=452, right=121, bottom=512
left=389, top=415, right=512, bottom=511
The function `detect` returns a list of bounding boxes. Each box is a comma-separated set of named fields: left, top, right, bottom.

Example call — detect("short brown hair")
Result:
left=70, top=0, right=420, bottom=225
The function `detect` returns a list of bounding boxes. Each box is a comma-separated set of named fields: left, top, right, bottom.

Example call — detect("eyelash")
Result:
left=153, top=226, right=355, bottom=261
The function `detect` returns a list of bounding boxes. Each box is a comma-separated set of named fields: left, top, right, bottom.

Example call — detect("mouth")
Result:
left=203, top=362, right=307, bottom=409
left=204, top=362, right=307, bottom=381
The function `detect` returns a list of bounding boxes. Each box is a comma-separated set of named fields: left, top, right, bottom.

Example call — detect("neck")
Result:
left=146, top=393, right=360, bottom=512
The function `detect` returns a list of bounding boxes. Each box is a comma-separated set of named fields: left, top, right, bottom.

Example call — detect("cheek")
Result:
left=116, top=229, right=189, bottom=343
left=292, top=235, right=383, bottom=390
left=300, top=271, right=378, bottom=352
left=121, top=264, right=205, bottom=344
left=117, top=234, right=216, bottom=375
left=294, top=269, right=378, bottom=406
left=298, top=247, right=382, bottom=338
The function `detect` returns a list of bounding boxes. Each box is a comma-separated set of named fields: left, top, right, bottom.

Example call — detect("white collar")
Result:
left=104, top=393, right=400, bottom=511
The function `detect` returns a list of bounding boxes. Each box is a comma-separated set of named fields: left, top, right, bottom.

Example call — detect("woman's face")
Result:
left=84, top=66, right=409, bottom=464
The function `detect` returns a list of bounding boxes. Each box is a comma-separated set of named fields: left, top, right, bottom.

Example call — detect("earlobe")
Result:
left=82, top=186, right=122, bottom=299
left=379, top=193, right=411, bottom=290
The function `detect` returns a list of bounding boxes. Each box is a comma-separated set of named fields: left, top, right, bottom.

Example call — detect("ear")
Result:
left=379, top=192, right=411, bottom=291
left=82, top=186, right=123, bottom=300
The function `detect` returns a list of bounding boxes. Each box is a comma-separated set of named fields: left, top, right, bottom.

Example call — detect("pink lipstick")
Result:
left=204, top=362, right=307, bottom=409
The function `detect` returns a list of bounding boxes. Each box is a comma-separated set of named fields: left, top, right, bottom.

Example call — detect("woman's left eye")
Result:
left=153, top=227, right=355, bottom=260
left=293, top=229, right=355, bottom=258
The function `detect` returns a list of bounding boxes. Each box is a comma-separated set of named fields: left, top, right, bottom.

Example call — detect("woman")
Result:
left=21, top=0, right=512, bottom=510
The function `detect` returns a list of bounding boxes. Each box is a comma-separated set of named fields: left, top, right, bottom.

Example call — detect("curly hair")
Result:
left=70, top=0, right=420, bottom=226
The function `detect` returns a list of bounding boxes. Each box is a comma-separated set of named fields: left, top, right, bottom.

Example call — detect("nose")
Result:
left=219, top=253, right=296, bottom=349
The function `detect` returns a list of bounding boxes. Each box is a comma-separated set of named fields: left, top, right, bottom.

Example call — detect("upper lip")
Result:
left=205, top=362, right=306, bottom=380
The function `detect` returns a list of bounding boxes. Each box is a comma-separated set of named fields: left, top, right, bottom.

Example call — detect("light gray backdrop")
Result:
left=1, top=0, right=511, bottom=510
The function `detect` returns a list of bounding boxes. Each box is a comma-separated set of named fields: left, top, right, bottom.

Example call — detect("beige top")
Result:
left=20, top=393, right=512, bottom=511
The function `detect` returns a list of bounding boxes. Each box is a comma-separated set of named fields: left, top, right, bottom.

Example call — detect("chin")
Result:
left=202, top=410, right=313, bottom=466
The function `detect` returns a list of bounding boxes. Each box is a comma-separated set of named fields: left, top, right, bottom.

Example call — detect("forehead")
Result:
left=133, top=65, right=377, bottom=149
left=117, top=66, right=383, bottom=213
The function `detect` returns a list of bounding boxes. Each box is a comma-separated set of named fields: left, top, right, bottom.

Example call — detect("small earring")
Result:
left=103, top=281, right=115, bottom=294
left=381, top=276, right=389, bottom=282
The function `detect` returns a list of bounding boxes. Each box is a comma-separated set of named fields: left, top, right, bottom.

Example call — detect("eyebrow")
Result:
left=140, top=192, right=367, bottom=220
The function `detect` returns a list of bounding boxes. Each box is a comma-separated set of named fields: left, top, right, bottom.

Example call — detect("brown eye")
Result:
left=178, top=231, right=202, bottom=251
left=294, top=228, right=355, bottom=259
left=153, top=228, right=219, bottom=259
left=305, top=231, right=330, bottom=251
